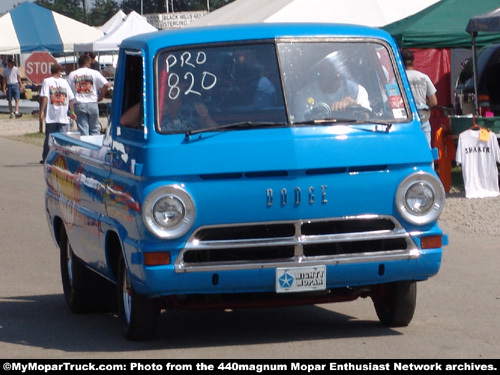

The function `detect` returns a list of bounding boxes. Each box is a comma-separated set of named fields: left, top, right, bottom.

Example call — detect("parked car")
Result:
left=454, top=43, right=500, bottom=116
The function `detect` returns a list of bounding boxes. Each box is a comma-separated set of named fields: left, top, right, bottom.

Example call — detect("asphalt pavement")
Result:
left=0, top=132, right=499, bottom=359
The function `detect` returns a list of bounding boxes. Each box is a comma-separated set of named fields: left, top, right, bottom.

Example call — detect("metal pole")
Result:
left=207, top=0, right=210, bottom=12
left=472, top=32, right=479, bottom=116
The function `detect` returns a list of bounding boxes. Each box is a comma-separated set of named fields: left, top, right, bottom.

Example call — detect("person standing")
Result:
left=402, top=49, right=438, bottom=147
left=87, top=52, right=100, bottom=71
left=39, top=63, right=77, bottom=163
left=0, top=55, right=7, bottom=68
left=0, top=56, right=6, bottom=92
left=2, top=58, right=23, bottom=118
left=68, top=54, right=110, bottom=135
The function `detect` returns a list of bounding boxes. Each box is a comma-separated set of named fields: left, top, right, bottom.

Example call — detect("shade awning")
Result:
left=0, top=2, right=103, bottom=54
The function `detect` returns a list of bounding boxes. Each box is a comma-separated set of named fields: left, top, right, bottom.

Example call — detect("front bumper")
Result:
left=127, top=214, right=443, bottom=296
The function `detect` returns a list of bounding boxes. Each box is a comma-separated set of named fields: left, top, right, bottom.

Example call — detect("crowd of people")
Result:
left=1, top=52, right=110, bottom=163
left=38, top=53, right=110, bottom=163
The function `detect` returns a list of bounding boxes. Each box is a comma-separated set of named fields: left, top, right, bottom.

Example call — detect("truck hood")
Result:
left=143, top=125, right=432, bottom=177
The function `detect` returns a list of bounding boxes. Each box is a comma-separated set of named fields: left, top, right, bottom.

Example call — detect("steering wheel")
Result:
left=305, top=102, right=372, bottom=121
left=338, top=104, right=372, bottom=119
left=304, top=102, right=331, bottom=121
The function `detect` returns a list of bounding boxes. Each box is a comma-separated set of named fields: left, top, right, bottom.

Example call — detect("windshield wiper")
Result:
left=185, top=121, right=282, bottom=139
left=294, top=118, right=393, bottom=131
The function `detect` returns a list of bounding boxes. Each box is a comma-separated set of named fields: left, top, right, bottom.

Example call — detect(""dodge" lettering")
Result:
left=266, top=186, right=327, bottom=207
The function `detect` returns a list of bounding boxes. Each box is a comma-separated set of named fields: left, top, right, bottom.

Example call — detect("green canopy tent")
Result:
left=382, top=0, right=500, bottom=108
left=382, top=0, right=500, bottom=135
left=382, top=0, right=500, bottom=49
left=382, top=0, right=500, bottom=188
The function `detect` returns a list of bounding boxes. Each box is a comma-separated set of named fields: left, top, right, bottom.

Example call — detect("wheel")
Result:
left=59, top=226, right=117, bottom=313
left=305, top=102, right=372, bottom=122
left=117, top=253, right=159, bottom=340
left=305, top=102, right=331, bottom=121
left=340, top=104, right=372, bottom=120
left=60, top=225, right=96, bottom=312
left=372, top=281, right=417, bottom=327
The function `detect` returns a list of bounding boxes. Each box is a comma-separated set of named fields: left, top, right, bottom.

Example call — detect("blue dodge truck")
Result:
left=44, top=23, right=447, bottom=340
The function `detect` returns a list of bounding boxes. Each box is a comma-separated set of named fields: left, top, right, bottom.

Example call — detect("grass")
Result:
left=6, top=132, right=45, bottom=147
left=0, top=111, right=44, bottom=147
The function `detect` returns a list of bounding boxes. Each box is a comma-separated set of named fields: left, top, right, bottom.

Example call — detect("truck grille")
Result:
left=174, top=215, right=418, bottom=272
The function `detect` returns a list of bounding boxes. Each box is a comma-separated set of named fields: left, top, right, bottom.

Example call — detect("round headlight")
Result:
left=153, top=195, right=185, bottom=228
left=396, top=171, right=445, bottom=225
left=143, top=185, right=195, bottom=239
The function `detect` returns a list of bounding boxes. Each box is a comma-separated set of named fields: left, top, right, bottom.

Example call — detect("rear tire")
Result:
left=59, top=226, right=117, bottom=313
left=117, top=253, right=159, bottom=340
left=372, top=281, right=417, bottom=327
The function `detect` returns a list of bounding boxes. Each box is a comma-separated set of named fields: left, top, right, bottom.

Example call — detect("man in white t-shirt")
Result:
left=68, top=54, right=110, bottom=135
left=2, top=58, right=24, bottom=118
left=402, top=49, right=437, bottom=147
left=39, top=63, right=77, bottom=163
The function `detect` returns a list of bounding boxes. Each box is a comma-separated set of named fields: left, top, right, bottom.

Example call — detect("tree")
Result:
left=121, top=0, right=165, bottom=14
left=170, top=1, right=235, bottom=12
left=88, top=0, right=121, bottom=26
left=121, top=0, right=235, bottom=14
left=34, top=0, right=83, bottom=22
left=33, top=0, right=236, bottom=25
left=33, top=0, right=52, bottom=8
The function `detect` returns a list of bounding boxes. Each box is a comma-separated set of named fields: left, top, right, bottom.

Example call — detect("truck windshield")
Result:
left=155, top=40, right=408, bottom=134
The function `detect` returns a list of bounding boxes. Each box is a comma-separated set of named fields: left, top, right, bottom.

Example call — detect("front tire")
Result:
left=117, top=254, right=159, bottom=340
left=372, top=281, right=417, bottom=327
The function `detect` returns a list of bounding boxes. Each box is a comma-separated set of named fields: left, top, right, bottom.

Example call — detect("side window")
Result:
left=120, top=54, right=143, bottom=129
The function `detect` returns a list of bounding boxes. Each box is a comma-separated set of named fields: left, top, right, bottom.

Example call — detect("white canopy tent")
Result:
left=75, top=11, right=157, bottom=52
left=189, top=0, right=441, bottom=28
left=99, top=9, right=127, bottom=35
left=0, top=2, right=103, bottom=54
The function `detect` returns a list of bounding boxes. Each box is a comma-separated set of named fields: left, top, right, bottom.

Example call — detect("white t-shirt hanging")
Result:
left=456, top=129, right=500, bottom=198
left=68, top=67, right=108, bottom=104
left=40, top=77, right=74, bottom=124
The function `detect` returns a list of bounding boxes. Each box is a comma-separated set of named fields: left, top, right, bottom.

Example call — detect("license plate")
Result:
left=276, top=265, right=326, bottom=293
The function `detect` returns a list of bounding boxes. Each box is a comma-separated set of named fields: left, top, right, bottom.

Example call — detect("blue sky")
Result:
left=0, top=0, right=33, bottom=14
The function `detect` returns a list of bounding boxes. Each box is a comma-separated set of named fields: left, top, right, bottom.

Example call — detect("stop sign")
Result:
left=25, top=52, right=58, bottom=84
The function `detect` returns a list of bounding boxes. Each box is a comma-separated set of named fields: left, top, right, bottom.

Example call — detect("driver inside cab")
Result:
left=293, top=52, right=371, bottom=122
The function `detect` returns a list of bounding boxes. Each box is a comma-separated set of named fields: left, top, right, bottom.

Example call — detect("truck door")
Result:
left=105, top=51, right=146, bottom=237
